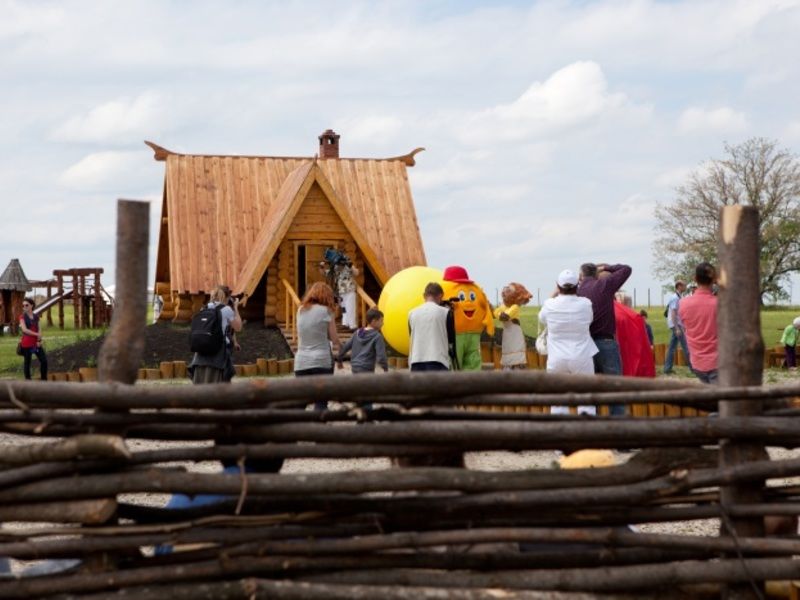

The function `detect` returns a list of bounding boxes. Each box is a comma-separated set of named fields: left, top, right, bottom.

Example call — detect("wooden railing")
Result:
left=280, top=278, right=302, bottom=342
left=356, top=284, right=377, bottom=327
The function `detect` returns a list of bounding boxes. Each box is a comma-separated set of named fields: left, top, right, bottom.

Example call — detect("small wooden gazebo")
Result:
left=148, top=130, right=427, bottom=344
left=0, top=259, right=32, bottom=334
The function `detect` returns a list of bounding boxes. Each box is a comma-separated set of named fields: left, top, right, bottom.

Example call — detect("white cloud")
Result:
left=51, top=91, right=167, bottom=144
left=334, top=115, right=405, bottom=145
left=59, top=151, right=156, bottom=192
left=678, top=106, right=748, bottom=134
left=654, top=166, right=693, bottom=189
left=459, top=61, right=648, bottom=144
left=786, top=120, right=800, bottom=140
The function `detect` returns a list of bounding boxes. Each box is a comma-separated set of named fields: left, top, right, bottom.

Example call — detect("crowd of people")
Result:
left=177, top=260, right=726, bottom=397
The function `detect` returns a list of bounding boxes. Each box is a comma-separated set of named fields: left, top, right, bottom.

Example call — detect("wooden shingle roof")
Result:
left=0, top=259, right=31, bottom=292
left=150, top=141, right=427, bottom=295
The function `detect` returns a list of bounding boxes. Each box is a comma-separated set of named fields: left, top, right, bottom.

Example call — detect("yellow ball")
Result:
left=378, top=266, right=443, bottom=356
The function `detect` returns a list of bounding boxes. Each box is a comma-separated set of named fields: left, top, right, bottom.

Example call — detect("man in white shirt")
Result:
left=538, top=270, right=598, bottom=415
left=408, top=282, right=454, bottom=372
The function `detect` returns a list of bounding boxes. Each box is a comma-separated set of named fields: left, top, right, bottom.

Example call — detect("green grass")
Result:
left=0, top=304, right=155, bottom=376
left=500, top=305, right=799, bottom=349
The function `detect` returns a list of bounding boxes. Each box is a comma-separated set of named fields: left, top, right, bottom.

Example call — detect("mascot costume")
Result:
left=441, top=265, right=494, bottom=371
left=493, top=282, right=532, bottom=369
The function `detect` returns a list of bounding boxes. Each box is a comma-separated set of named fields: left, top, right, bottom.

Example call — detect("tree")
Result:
left=653, top=138, right=800, bottom=303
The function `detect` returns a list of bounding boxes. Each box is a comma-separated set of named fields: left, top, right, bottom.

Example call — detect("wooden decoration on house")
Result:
left=147, top=131, right=427, bottom=348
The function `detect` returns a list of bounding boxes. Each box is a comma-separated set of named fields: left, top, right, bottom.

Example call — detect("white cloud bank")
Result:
left=51, top=91, right=167, bottom=144
left=678, top=106, right=749, bottom=134
left=461, top=61, right=648, bottom=144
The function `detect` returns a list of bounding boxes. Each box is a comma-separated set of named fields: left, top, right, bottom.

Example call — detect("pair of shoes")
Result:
left=663, top=369, right=674, bottom=375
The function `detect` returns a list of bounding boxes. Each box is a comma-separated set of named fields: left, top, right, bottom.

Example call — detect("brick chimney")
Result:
left=318, top=129, right=340, bottom=159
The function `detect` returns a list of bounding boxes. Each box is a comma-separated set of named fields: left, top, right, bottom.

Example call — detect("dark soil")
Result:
left=46, top=322, right=292, bottom=372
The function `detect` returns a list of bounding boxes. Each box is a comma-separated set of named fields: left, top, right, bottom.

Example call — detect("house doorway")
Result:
left=296, top=242, right=339, bottom=298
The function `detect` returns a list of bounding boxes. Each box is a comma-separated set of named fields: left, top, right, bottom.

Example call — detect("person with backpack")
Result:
left=189, top=285, right=242, bottom=384
left=18, top=297, right=47, bottom=381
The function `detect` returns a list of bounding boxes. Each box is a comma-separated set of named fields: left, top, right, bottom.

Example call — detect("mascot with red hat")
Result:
left=441, top=265, right=495, bottom=370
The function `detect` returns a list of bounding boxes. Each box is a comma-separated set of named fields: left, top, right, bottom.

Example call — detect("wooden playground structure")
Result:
left=29, top=267, right=113, bottom=329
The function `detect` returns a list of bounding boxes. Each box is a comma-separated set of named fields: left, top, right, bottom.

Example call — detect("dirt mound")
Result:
left=47, top=322, right=292, bottom=372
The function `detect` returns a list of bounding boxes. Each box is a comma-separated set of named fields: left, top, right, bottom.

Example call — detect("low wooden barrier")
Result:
left=0, top=371, right=798, bottom=598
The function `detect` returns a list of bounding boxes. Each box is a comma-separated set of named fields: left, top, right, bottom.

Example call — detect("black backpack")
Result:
left=190, top=304, right=225, bottom=355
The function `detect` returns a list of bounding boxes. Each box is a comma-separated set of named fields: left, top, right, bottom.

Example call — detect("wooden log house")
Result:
left=148, top=130, right=427, bottom=346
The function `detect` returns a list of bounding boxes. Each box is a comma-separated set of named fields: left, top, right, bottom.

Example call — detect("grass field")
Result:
left=0, top=304, right=153, bottom=375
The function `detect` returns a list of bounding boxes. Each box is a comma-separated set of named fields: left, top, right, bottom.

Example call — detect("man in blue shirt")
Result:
left=663, top=280, right=691, bottom=374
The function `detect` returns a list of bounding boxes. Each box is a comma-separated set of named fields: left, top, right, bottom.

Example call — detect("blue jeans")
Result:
left=592, top=338, right=625, bottom=416
left=22, top=346, right=48, bottom=380
left=664, top=327, right=690, bottom=373
left=693, top=369, right=718, bottom=384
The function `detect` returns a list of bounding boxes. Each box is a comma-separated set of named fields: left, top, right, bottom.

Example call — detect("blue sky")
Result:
left=2, top=0, right=800, bottom=304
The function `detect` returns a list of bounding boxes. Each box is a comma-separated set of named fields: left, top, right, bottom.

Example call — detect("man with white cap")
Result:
left=538, top=269, right=598, bottom=415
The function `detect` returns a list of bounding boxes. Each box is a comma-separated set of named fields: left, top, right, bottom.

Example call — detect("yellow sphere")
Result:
left=378, top=266, right=443, bottom=356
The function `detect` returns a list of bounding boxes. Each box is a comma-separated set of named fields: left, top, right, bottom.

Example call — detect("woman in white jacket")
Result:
left=538, top=269, right=598, bottom=415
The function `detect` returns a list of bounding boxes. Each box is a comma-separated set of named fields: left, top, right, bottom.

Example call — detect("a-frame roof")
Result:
left=233, top=161, right=387, bottom=296
left=152, top=142, right=427, bottom=295
left=0, top=259, right=31, bottom=292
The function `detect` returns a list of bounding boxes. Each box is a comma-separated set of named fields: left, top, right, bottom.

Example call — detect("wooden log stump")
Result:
left=677, top=348, right=687, bottom=367
left=137, top=368, right=147, bottom=381
left=159, top=361, right=175, bottom=379
left=98, top=199, right=148, bottom=385
left=256, top=358, right=268, bottom=376
left=480, top=342, right=492, bottom=363
left=242, top=364, right=258, bottom=377
left=717, top=204, right=765, bottom=599
left=173, top=361, right=187, bottom=378
left=51, top=372, right=68, bottom=382
left=267, top=358, right=278, bottom=376
left=526, top=349, right=539, bottom=369
left=145, top=369, right=161, bottom=380
left=396, top=357, right=408, bottom=370
left=654, top=343, right=666, bottom=366
left=78, top=367, right=98, bottom=382
left=492, top=346, right=502, bottom=370
left=234, top=365, right=245, bottom=377
left=66, top=371, right=81, bottom=383
left=388, top=357, right=398, bottom=369
left=277, top=359, right=292, bottom=374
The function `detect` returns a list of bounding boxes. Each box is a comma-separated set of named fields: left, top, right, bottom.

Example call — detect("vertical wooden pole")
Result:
left=57, top=273, right=64, bottom=330
left=98, top=200, right=149, bottom=385
left=93, top=270, right=101, bottom=328
left=72, top=273, right=79, bottom=330
left=717, top=205, right=765, bottom=599
left=46, top=282, right=53, bottom=326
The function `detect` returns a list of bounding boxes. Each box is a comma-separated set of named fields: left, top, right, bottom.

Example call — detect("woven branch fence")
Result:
left=0, top=203, right=793, bottom=599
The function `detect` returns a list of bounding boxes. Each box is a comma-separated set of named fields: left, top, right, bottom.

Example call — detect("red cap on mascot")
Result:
left=443, top=265, right=473, bottom=283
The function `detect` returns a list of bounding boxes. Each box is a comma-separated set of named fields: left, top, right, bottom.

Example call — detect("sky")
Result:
left=2, top=0, right=800, bottom=305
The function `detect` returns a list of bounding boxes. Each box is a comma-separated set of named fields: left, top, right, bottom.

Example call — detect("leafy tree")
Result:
left=653, top=138, right=800, bottom=303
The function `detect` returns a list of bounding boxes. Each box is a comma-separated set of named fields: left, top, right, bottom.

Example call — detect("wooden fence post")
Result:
left=98, top=200, right=149, bottom=385
left=717, top=205, right=765, bottom=599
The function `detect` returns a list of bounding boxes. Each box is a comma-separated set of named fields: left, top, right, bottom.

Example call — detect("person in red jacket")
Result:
left=19, top=297, right=48, bottom=381
left=614, top=298, right=655, bottom=379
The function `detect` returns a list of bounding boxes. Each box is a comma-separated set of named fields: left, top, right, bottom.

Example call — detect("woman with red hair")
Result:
left=294, top=282, right=341, bottom=408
